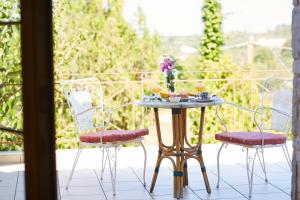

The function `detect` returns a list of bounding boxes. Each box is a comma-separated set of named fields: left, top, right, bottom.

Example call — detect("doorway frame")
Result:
left=21, top=1, right=57, bottom=199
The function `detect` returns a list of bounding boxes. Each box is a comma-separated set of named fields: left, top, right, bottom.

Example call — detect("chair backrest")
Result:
left=261, top=78, right=292, bottom=132
left=69, top=90, right=94, bottom=131
left=61, top=78, right=104, bottom=134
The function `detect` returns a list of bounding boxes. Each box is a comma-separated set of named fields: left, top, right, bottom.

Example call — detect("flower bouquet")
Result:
left=160, top=55, right=181, bottom=93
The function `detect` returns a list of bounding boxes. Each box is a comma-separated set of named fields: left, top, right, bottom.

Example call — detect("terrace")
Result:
left=1, top=0, right=297, bottom=199
left=0, top=143, right=291, bottom=200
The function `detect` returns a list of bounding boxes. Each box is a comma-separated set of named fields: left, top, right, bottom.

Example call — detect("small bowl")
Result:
left=169, top=96, right=181, bottom=103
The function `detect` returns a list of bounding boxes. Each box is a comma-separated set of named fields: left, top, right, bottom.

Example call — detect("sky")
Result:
left=123, top=0, right=293, bottom=36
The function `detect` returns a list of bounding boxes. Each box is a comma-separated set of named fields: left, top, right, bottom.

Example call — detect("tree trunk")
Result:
left=292, top=1, right=300, bottom=199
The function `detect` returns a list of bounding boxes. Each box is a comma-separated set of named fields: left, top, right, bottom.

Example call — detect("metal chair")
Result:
left=61, top=78, right=148, bottom=195
left=215, top=78, right=292, bottom=199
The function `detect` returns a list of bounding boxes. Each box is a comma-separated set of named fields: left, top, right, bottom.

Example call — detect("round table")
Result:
left=137, top=98, right=224, bottom=199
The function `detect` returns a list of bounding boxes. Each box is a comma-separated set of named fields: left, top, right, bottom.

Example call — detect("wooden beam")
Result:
left=20, top=0, right=57, bottom=200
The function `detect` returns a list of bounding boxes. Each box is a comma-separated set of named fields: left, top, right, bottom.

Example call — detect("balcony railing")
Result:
left=0, top=69, right=292, bottom=148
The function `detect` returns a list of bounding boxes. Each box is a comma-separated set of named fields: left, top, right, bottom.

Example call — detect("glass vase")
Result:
left=166, top=71, right=175, bottom=93
left=167, top=80, right=175, bottom=93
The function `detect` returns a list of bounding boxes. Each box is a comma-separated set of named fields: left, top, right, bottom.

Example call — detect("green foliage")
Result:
left=0, top=0, right=289, bottom=151
left=0, top=0, right=160, bottom=150
left=254, top=47, right=277, bottom=68
left=53, top=0, right=160, bottom=148
left=53, top=0, right=159, bottom=76
left=187, top=57, right=260, bottom=144
left=200, top=0, right=224, bottom=62
left=0, top=0, right=20, bottom=21
left=0, top=0, right=22, bottom=151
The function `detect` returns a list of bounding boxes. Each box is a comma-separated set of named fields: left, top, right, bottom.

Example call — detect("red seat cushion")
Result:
left=215, top=132, right=287, bottom=146
left=79, top=129, right=149, bottom=143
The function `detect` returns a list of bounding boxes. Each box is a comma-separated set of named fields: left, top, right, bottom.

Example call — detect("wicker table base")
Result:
left=149, top=107, right=211, bottom=199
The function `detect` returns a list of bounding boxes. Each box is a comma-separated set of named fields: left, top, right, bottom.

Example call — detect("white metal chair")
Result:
left=61, top=78, right=148, bottom=195
left=215, top=78, right=292, bottom=199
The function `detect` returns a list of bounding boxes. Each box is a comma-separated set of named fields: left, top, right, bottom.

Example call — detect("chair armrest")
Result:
left=253, top=106, right=291, bottom=133
left=216, top=101, right=256, bottom=133
left=76, top=105, right=112, bottom=116
left=103, top=102, right=148, bottom=129
left=225, top=101, right=256, bottom=113
left=75, top=105, right=104, bottom=116
left=92, top=103, right=135, bottom=130
left=75, top=105, right=112, bottom=131
left=108, top=102, right=134, bottom=111
left=254, top=106, right=291, bottom=118
left=96, top=103, right=133, bottom=129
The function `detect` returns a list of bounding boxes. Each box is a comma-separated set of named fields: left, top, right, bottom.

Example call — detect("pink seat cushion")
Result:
left=80, top=129, right=149, bottom=143
left=215, top=132, right=287, bottom=146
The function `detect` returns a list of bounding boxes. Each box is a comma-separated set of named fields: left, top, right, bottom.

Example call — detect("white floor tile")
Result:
left=61, top=195, right=106, bottom=200
left=249, top=193, right=290, bottom=200
left=152, top=193, right=201, bottom=200
left=194, top=188, right=246, bottom=199
left=15, top=192, right=25, bottom=200
left=60, top=186, right=104, bottom=196
left=105, top=190, right=152, bottom=200
left=0, top=144, right=293, bottom=200
left=234, top=183, right=283, bottom=195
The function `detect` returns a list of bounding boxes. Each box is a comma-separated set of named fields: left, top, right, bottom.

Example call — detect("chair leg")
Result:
left=100, top=147, right=108, bottom=180
left=139, top=141, right=147, bottom=187
left=106, top=147, right=118, bottom=196
left=216, top=143, right=225, bottom=189
left=66, top=147, right=82, bottom=189
left=282, top=144, right=292, bottom=170
left=257, top=148, right=268, bottom=182
left=113, top=147, right=117, bottom=195
left=56, top=171, right=61, bottom=200
left=246, top=148, right=258, bottom=199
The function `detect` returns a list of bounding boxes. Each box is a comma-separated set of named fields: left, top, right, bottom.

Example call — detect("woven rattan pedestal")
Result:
left=137, top=99, right=223, bottom=199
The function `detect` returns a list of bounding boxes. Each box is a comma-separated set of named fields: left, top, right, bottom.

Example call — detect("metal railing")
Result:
left=0, top=69, right=292, bottom=147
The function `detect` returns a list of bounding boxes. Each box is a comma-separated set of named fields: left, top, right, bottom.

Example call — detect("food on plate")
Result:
left=160, top=92, right=190, bottom=99
left=187, top=92, right=197, bottom=96
left=159, top=91, right=170, bottom=98
left=151, top=86, right=162, bottom=94
left=178, top=92, right=189, bottom=98
left=159, top=91, right=198, bottom=100
left=169, top=92, right=177, bottom=97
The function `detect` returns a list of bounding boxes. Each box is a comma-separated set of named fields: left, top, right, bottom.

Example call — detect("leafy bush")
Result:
left=0, top=0, right=22, bottom=151
left=0, top=0, right=281, bottom=150
left=53, top=0, right=159, bottom=148
left=200, top=0, right=224, bottom=61
left=188, top=57, right=260, bottom=144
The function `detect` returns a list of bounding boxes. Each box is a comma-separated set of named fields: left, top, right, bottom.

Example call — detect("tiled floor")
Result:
left=0, top=143, right=292, bottom=200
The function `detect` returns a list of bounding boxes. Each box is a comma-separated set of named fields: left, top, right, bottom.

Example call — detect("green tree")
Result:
left=53, top=0, right=159, bottom=148
left=253, top=47, right=277, bottom=69
left=53, top=0, right=159, bottom=77
left=200, top=0, right=224, bottom=62
left=0, top=0, right=22, bottom=150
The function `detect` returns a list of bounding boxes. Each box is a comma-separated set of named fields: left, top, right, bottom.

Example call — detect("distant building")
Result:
left=180, top=45, right=198, bottom=59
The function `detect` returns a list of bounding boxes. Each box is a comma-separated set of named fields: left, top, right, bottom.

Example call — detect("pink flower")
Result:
left=160, top=57, right=176, bottom=73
